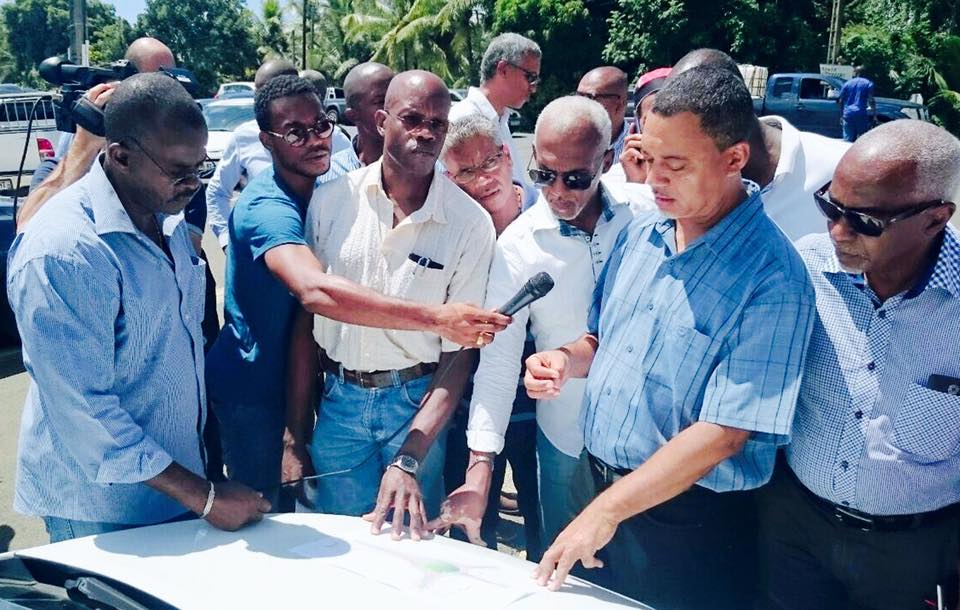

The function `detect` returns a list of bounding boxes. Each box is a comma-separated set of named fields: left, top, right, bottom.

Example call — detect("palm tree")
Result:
left=258, top=0, right=289, bottom=58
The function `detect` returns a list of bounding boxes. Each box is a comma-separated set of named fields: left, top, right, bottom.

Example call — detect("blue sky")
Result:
left=108, top=0, right=266, bottom=23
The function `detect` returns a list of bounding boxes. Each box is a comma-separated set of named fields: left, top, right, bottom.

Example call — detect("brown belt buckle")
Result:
left=834, top=505, right=876, bottom=531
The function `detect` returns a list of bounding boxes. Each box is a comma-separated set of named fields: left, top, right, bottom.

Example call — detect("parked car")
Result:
left=0, top=91, right=60, bottom=197
left=214, top=81, right=255, bottom=99
left=2, top=513, right=649, bottom=610
left=450, top=88, right=468, bottom=102
left=752, top=73, right=929, bottom=138
left=324, top=86, right=347, bottom=124
left=201, top=97, right=255, bottom=180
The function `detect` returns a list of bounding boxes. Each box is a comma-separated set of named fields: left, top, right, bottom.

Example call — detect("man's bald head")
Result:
left=579, top=67, right=628, bottom=95
left=124, top=37, right=175, bottom=73
left=255, top=58, right=298, bottom=89
left=672, top=48, right=742, bottom=80
left=299, top=69, right=328, bottom=96
left=837, top=120, right=960, bottom=207
left=384, top=70, right=449, bottom=111
left=343, top=62, right=395, bottom=108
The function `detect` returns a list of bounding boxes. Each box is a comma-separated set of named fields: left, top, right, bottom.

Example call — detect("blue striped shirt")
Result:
left=787, top=228, right=960, bottom=515
left=582, top=183, right=816, bottom=491
left=7, top=158, right=207, bottom=524
left=318, top=143, right=362, bottom=184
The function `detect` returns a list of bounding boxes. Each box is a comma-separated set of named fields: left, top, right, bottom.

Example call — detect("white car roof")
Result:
left=16, top=513, right=649, bottom=610
left=205, top=97, right=254, bottom=108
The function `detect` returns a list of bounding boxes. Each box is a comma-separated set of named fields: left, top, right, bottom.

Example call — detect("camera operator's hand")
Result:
left=73, top=83, right=117, bottom=148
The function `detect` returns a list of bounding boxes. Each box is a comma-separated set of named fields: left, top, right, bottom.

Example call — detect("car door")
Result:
left=761, top=76, right=798, bottom=121
left=797, top=77, right=843, bottom=137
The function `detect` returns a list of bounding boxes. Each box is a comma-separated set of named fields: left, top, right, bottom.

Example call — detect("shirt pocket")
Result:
left=645, top=323, right=720, bottom=419
left=892, top=382, right=960, bottom=462
left=395, top=257, right=449, bottom=304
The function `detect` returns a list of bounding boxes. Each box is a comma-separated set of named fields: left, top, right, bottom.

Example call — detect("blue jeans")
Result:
left=536, top=426, right=581, bottom=548
left=211, top=398, right=285, bottom=505
left=43, top=512, right=195, bottom=543
left=842, top=114, right=871, bottom=142
left=308, top=372, right=448, bottom=519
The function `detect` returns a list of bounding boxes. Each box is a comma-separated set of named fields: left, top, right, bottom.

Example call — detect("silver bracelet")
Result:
left=199, top=481, right=216, bottom=519
left=468, top=454, right=494, bottom=471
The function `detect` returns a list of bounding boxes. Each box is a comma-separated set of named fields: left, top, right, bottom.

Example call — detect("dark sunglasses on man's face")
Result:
left=527, top=155, right=601, bottom=191
left=814, top=181, right=948, bottom=237
left=266, top=119, right=336, bottom=147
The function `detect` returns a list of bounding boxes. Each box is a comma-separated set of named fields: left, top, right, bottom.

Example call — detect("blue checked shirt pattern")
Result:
left=582, top=182, right=816, bottom=491
left=7, top=159, right=207, bottom=524
left=318, top=141, right=362, bottom=184
left=787, top=228, right=960, bottom=515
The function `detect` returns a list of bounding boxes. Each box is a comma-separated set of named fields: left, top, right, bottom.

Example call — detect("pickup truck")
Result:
left=0, top=91, right=61, bottom=197
left=752, top=73, right=928, bottom=138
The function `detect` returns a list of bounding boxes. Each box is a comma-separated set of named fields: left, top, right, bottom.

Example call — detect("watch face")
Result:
left=394, top=454, right=419, bottom=474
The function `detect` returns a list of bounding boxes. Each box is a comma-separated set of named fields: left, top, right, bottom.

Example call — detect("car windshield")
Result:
left=203, top=104, right=254, bottom=131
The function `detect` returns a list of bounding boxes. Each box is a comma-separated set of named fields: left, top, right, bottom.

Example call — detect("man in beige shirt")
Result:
left=290, top=71, right=496, bottom=539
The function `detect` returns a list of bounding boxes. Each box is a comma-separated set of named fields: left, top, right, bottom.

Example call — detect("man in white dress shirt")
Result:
left=431, top=96, right=654, bottom=549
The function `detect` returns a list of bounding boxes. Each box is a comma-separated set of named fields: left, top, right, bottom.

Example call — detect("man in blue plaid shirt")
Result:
left=758, top=120, right=960, bottom=610
left=524, top=67, right=816, bottom=609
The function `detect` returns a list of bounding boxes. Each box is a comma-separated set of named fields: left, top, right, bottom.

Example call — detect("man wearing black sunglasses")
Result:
left=758, top=119, right=960, bottom=610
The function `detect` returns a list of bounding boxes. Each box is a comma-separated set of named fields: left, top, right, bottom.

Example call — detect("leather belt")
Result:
left=588, top=453, right=632, bottom=486
left=319, top=350, right=436, bottom=389
left=785, top=462, right=959, bottom=532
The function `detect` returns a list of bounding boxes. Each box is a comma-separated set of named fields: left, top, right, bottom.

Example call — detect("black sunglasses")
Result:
left=266, top=119, right=336, bottom=147
left=527, top=155, right=602, bottom=191
left=814, top=181, right=948, bottom=237
left=506, top=62, right=541, bottom=86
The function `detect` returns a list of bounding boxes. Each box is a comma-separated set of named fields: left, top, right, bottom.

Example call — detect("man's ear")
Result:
left=259, top=130, right=273, bottom=152
left=375, top=109, right=387, bottom=138
left=106, top=141, right=130, bottom=171
left=924, top=201, right=956, bottom=236
left=724, top=141, right=750, bottom=175
left=602, top=148, right=614, bottom=173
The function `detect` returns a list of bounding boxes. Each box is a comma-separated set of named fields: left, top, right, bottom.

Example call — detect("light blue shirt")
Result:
left=787, top=228, right=960, bottom=515
left=318, top=141, right=362, bottom=184
left=582, top=183, right=816, bottom=491
left=8, top=158, right=207, bottom=524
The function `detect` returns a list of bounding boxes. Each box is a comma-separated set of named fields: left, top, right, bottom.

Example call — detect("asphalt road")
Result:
left=1, top=132, right=957, bottom=552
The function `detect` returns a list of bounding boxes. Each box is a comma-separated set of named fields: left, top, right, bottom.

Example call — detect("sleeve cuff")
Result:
left=466, top=429, right=506, bottom=455
left=95, top=439, right=174, bottom=485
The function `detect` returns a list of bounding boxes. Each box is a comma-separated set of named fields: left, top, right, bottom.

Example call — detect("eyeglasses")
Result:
left=126, top=138, right=206, bottom=188
left=384, top=110, right=448, bottom=133
left=449, top=151, right=505, bottom=185
left=507, top=62, right=540, bottom=86
left=814, top=181, right=948, bottom=237
left=576, top=91, right=622, bottom=103
left=527, top=155, right=601, bottom=191
left=266, top=119, right=336, bottom=147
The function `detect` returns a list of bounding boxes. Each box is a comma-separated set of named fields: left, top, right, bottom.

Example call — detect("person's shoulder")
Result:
left=794, top=232, right=834, bottom=266
left=797, top=127, right=851, bottom=161
left=441, top=177, right=495, bottom=229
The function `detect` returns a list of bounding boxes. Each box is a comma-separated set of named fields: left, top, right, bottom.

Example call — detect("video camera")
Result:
left=38, top=56, right=199, bottom=136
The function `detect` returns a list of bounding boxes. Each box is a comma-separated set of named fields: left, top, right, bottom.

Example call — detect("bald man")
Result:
left=318, top=62, right=395, bottom=183
left=293, top=70, right=498, bottom=539
left=666, top=48, right=849, bottom=241
left=576, top=67, right=629, bottom=161
left=205, top=58, right=351, bottom=249
left=758, top=120, right=960, bottom=610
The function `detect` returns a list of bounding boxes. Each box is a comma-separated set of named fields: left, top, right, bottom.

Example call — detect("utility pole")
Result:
left=826, top=0, right=842, bottom=64
left=302, top=0, right=308, bottom=69
left=71, top=0, right=88, bottom=65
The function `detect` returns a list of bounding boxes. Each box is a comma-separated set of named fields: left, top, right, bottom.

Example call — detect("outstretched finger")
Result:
left=534, top=545, right=562, bottom=586
left=547, top=552, right=579, bottom=591
left=407, top=494, right=425, bottom=541
left=390, top=490, right=407, bottom=540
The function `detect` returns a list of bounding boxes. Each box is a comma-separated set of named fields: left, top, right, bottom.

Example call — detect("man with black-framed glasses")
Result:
left=450, top=33, right=541, bottom=205
left=576, top=67, right=629, bottom=163
left=9, top=72, right=271, bottom=542
left=757, top=119, right=960, bottom=610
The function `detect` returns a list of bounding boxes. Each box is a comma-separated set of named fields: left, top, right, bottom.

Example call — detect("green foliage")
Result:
left=0, top=0, right=127, bottom=87
left=136, top=0, right=260, bottom=96
left=257, top=0, right=290, bottom=59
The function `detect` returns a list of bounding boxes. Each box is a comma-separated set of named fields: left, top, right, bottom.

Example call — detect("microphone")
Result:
left=496, top=272, right=555, bottom=316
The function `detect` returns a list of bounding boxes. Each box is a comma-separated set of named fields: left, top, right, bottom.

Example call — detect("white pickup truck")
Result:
left=0, top=91, right=61, bottom=197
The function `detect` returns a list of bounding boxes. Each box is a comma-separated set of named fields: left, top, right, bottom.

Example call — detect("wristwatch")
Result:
left=390, top=454, right=420, bottom=476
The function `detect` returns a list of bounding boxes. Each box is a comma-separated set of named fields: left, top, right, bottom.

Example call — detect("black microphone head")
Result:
left=528, top=271, right=555, bottom=298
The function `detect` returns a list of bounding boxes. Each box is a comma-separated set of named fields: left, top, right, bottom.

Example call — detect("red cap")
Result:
left=634, top=67, right=673, bottom=103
